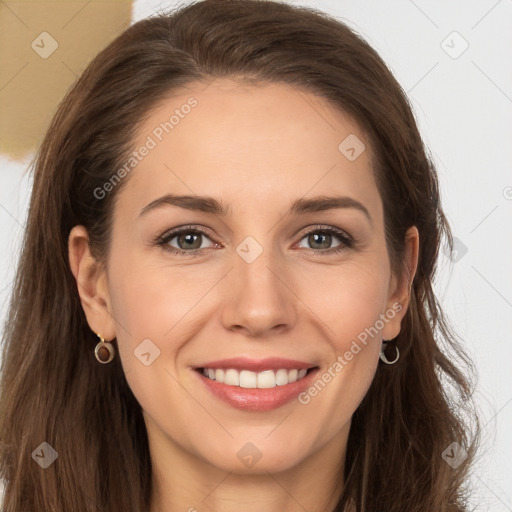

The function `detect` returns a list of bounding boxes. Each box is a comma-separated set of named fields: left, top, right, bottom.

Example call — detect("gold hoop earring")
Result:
left=94, top=333, right=115, bottom=364
left=379, top=340, right=399, bottom=365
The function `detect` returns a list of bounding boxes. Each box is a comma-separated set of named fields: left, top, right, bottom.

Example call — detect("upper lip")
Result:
left=195, top=357, right=318, bottom=373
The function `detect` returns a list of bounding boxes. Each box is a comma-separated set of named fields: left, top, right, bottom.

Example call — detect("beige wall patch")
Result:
left=0, top=0, right=133, bottom=161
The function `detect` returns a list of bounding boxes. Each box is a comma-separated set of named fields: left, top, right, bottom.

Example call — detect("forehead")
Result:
left=114, top=78, right=382, bottom=223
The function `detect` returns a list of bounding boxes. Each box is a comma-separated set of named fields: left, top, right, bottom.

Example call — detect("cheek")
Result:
left=106, top=248, right=179, bottom=363
left=296, top=260, right=391, bottom=347
left=107, top=234, right=200, bottom=326
left=106, top=245, right=223, bottom=374
left=106, top=254, right=199, bottom=414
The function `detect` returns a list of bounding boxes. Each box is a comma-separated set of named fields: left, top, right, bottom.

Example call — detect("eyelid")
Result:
left=294, top=224, right=353, bottom=242
left=156, top=223, right=212, bottom=236
left=154, top=224, right=218, bottom=247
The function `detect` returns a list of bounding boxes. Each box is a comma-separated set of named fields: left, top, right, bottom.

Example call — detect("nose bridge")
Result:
left=234, top=233, right=283, bottom=295
left=222, top=232, right=296, bottom=335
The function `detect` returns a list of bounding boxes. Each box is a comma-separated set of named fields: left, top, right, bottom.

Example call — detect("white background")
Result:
left=1, top=0, right=511, bottom=509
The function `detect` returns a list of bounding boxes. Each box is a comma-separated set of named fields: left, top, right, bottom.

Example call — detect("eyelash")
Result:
left=154, top=224, right=355, bottom=257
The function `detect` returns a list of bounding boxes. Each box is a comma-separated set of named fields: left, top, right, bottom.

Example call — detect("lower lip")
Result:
left=193, top=367, right=319, bottom=412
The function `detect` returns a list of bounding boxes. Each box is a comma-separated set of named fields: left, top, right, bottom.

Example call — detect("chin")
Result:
left=196, top=438, right=310, bottom=475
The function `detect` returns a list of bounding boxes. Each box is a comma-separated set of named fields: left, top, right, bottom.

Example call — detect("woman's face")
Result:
left=72, top=79, right=416, bottom=476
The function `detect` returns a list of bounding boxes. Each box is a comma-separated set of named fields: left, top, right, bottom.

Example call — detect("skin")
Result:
left=69, top=79, right=419, bottom=512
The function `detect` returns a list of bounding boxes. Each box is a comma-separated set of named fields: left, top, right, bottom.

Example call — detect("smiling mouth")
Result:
left=195, top=367, right=318, bottom=389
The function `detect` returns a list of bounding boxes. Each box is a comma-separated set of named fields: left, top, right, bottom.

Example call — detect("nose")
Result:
left=220, top=237, right=297, bottom=339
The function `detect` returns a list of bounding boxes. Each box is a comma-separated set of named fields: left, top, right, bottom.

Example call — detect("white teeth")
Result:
left=224, top=369, right=240, bottom=386
left=240, top=370, right=257, bottom=388
left=275, top=369, right=289, bottom=385
left=200, top=367, right=311, bottom=388
left=257, top=370, right=275, bottom=389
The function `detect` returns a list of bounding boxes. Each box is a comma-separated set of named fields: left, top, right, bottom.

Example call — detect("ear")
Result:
left=382, top=226, right=419, bottom=340
left=68, top=225, right=116, bottom=341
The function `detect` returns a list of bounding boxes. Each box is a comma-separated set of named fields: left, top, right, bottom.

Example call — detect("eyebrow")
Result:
left=139, top=193, right=372, bottom=224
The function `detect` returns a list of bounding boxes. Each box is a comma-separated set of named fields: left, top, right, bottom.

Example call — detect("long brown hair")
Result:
left=0, top=1, right=480, bottom=510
